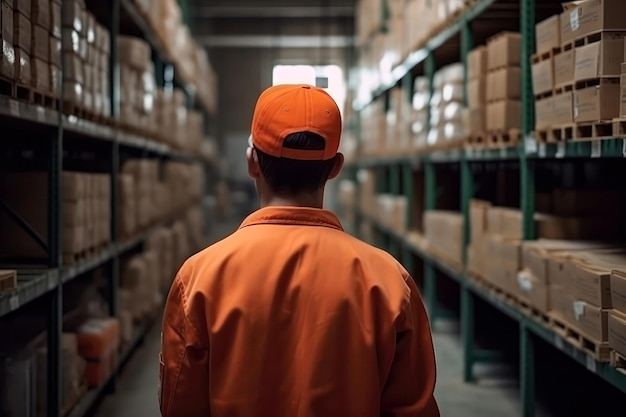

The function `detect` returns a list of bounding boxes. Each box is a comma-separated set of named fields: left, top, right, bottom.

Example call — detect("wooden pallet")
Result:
left=612, top=118, right=626, bottom=137
left=486, top=128, right=521, bottom=148
left=466, top=132, right=486, bottom=149
left=33, top=89, right=59, bottom=109
left=63, top=101, right=87, bottom=119
left=532, top=47, right=562, bottom=64
left=609, top=351, right=626, bottom=376
left=519, top=300, right=550, bottom=326
left=564, top=31, right=626, bottom=52
left=572, top=120, right=614, bottom=141
left=63, top=243, right=108, bottom=266
left=549, top=314, right=611, bottom=362
left=0, top=270, right=17, bottom=294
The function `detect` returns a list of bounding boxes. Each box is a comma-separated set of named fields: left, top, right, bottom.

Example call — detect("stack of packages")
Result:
left=62, top=172, right=111, bottom=265
left=63, top=0, right=111, bottom=118
left=119, top=35, right=155, bottom=134
left=385, top=88, right=411, bottom=155
left=75, top=318, right=120, bottom=388
left=610, top=269, right=626, bottom=362
left=427, top=63, right=465, bottom=149
left=30, top=0, right=50, bottom=96
left=424, top=210, right=464, bottom=270
left=465, top=46, right=487, bottom=146
left=469, top=189, right=621, bottom=309
left=355, top=0, right=383, bottom=49
left=532, top=15, right=560, bottom=137
left=11, top=0, right=31, bottom=86
left=49, top=0, right=61, bottom=98
left=337, top=179, right=357, bottom=226
left=358, top=100, right=385, bottom=156
left=485, top=32, right=521, bottom=143
left=411, top=76, right=429, bottom=150
left=357, top=168, right=376, bottom=219
left=376, top=193, right=407, bottom=234
left=120, top=159, right=160, bottom=234
left=155, top=89, right=187, bottom=151
left=0, top=2, right=13, bottom=78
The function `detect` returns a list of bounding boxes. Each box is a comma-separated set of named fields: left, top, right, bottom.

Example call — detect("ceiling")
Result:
left=190, top=0, right=356, bottom=48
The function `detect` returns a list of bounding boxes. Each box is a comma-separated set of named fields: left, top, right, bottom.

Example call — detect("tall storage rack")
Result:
left=348, top=0, right=626, bottom=415
left=0, top=1, right=215, bottom=417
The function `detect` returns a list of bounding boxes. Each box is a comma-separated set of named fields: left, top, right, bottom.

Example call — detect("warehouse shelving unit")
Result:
left=0, top=1, right=215, bottom=417
left=348, top=0, right=626, bottom=415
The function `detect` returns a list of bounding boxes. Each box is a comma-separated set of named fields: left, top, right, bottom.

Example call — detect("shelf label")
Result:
left=590, top=141, right=601, bottom=158
left=9, top=100, right=19, bottom=117
left=556, top=142, right=566, bottom=158
left=554, top=334, right=564, bottom=351
left=9, top=295, right=19, bottom=311
left=622, top=140, right=626, bottom=158
left=499, top=148, right=507, bottom=159
left=525, top=136, right=538, bottom=155
left=570, top=8, right=580, bottom=31
left=538, top=143, right=547, bottom=158
left=586, top=355, right=597, bottom=373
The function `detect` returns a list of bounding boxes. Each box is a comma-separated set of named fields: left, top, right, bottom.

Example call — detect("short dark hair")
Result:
left=255, top=132, right=337, bottom=195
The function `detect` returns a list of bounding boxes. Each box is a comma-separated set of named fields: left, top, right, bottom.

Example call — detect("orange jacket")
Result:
left=160, top=207, right=439, bottom=417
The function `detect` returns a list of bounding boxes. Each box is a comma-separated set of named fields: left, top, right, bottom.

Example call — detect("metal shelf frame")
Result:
left=349, top=0, right=626, bottom=416
left=0, top=1, right=212, bottom=416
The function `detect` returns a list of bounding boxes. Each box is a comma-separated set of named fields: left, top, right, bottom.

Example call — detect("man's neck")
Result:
left=260, top=194, right=324, bottom=209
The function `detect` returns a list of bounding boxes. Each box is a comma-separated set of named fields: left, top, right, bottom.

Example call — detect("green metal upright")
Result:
left=520, top=0, right=537, bottom=414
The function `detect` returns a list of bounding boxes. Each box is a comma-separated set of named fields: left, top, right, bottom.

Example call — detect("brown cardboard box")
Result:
left=424, top=210, right=464, bottom=266
left=468, top=46, right=487, bottom=80
left=62, top=0, right=83, bottom=34
left=464, top=107, right=485, bottom=134
left=468, top=77, right=486, bottom=108
left=61, top=28, right=80, bottom=54
left=608, top=310, right=626, bottom=356
left=574, top=79, right=620, bottom=122
left=118, top=35, right=150, bottom=71
left=63, top=200, right=85, bottom=226
left=12, top=0, right=29, bottom=18
left=574, top=35, right=626, bottom=82
left=31, top=57, right=49, bottom=91
left=486, top=236, right=521, bottom=293
left=611, top=270, right=626, bottom=314
left=487, top=67, right=521, bottom=101
left=564, top=296, right=609, bottom=342
left=31, top=24, right=47, bottom=60
left=549, top=284, right=566, bottom=317
left=554, top=49, right=574, bottom=87
left=1, top=2, right=12, bottom=43
left=63, top=225, right=84, bottom=254
left=487, top=206, right=502, bottom=235
left=31, top=0, right=48, bottom=29
left=0, top=39, right=13, bottom=79
left=50, top=64, right=60, bottom=97
left=50, top=0, right=60, bottom=38
left=532, top=58, right=554, bottom=95
left=499, top=208, right=523, bottom=240
left=14, top=47, right=30, bottom=84
left=552, top=91, right=574, bottom=125
left=49, top=35, right=60, bottom=67
left=566, top=261, right=612, bottom=308
left=487, top=32, right=521, bottom=70
left=63, top=52, right=83, bottom=83
left=486, top=100, right=521, bottom=131
left=470, top=199, right=491, bottom=243
left=560, top=0, right=626, bottom=45
left=620, top=69, right=626, bottom=118
left=536, top=15, right=560, bottom=55
left=517, top=270, right=550, bottom=312
left=535, top=96, right=554, bottom=130
left=63, top=172, right=86, bottom=201
left=13, top=10, right=31, bottom=53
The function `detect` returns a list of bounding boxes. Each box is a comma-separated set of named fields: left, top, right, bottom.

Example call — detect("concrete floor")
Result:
left=95, top=218, right=527, bottom=417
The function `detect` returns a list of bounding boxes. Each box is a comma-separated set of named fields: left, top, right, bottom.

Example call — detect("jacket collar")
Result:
left=239, top=206, right=344, bottom=231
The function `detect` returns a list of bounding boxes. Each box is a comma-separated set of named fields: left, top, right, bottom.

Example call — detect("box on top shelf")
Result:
left=1, top=2, right=13, bottom=43
left=574, top=32, right=626, bottom=81
left=536, top=15, right=560, bottom=55
left=12, top=0, right=29, bottom=18
left=532, top=57, right=554, bottom=96
left=468, top=77, right=486, bottom=109
left=554, top=47, right=575, bottom=87
left=560, top=0, right=626, bottom=45
left=553, top=90, right=574, bottom=124
left=31, top=23, right=48, bottom=60
left=487, top=31, right=521, bottom=70
left=468, top=46, right=487, bottom=80
left=13, top=9, right=31, bottom=53
left=63, top=0, right=83, bottom=34
left=487, top=67, right=521, bottom=101
left=31, top=0, right=49, bottom=29
left=574, top=78, right=620, bottom=122
left=486, top=100, right=521, bottom=131
left=50, top=0, right=60, bottom=38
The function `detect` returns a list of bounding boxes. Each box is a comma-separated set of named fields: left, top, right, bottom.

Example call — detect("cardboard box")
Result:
left=0, top=39, right=13, bottom=79
left=50, top=64, right=60, bottom=97
left=499, top=208, right=523, bottom=240
left=62, top=0, right=83, bottom=34
left=14, top=47, right=30, bottom=84
left=486, top=100, right=521, bottom=131
left=574, top=35, right=626, bottom=82
left=560, top=0, right=626, bottom=45
left=552, top=91, right=574, bottom=125
left=464, top=107, right=485, bottom=135
left=50, top=0, right=60, bottom=38
left=566, top=261, right=612, bottom=308
left=535, top=96, right=554, bottom=130
left=468, top=77, right=486, bottom=108
left=12, top=0, right=29, bottom=18
left=13, top=10, right=31, bottom=53
left=31, top=57, right=49, bottom=91
left=532, top=58, right=554, bottom=95
left=536, top=15, right=560, bottom=55
left=31, top=0, right=48, bottom=29
left=611, top=271, right=626, bottom=315
left=63, top=52, right=83, bottom=83
left=574, top=79, right=620, bottom=122
left=31, top=24, right=48, bottom=60
left=470, top=199, right=491, bottom=243
left=63, top=172, right=86, bottom=201
left=487, top=31, right=521, bottom=70
left=621, top=70, right=626, bottom=118
left=118, top=35, right=150, bottom=71
left=608, top=310, right=626, bottom=356
left=63, top=225, right=84, bottom=253
left=487, top=67, right=521, bottom=101
left=517, top=270, right=550, bottom=312
left=1, top=2, right=12, bottom=43
left=468, top=46, right=487, bottom=80
left=554, top=48, right=574, bottom=87
left=49, top=35, right=60, bottom=67
left=486, top=236, right=521, bottom=293
left=565, top=297, right=609, bottom=342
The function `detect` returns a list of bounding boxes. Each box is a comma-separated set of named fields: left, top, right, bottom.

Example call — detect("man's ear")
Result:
left=247, top=147, right=261, bottom=179
left=327, top=153, right=345, bottom=180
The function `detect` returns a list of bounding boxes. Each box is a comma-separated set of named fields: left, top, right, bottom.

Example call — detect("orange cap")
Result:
left=250, top=84, right=342, bottom=160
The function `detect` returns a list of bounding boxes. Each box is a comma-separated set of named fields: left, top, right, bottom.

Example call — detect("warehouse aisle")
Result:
left=95, top=214, right=532, bottom=417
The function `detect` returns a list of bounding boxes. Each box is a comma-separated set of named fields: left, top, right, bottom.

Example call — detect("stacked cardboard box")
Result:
left=385, top=87, right=411, bottom=155
left=338, top=179, right=357, bottom=227
left=620, top=62, right=626, bottom=119
left=609, top=270, right=626, bottom=359
left=465, top=46, right=487, bottom=145
left=411, top=76, right=430, bottom=150
left=0, top=1, right=14, bottom=78
left=533, top=15, right=559, bottom=133
left=428, top=63, right=466, bottom=148
left=486, top=32, right=521, bottom=136
left=63, top=172, right=111, bottom=264
left=424, top=210, right=464, bottom=268
left=359, top=99, right=386, bottom=156
left=119, top=35, right=155, bottom=133
left=376, top=194, right=407, bottom=234
left=63, top=0, right=111, bottom=117
left=49, top=0, right=61, bottom=98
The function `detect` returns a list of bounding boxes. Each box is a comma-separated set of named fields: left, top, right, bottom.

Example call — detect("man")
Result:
left=159, top=84, right=439, bottom=417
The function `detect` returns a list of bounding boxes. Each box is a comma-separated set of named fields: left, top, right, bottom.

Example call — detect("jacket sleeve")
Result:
left=381, top=275, right=439, bottom=417
left=160, top=274, right=211, bottom=417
